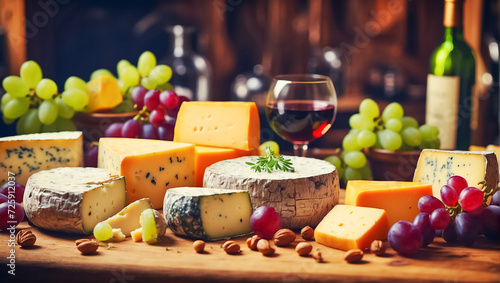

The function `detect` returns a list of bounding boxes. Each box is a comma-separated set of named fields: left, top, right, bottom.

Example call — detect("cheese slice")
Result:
left=0, top=131, right=83, bottom=186
left=163, top=187, right=253, bottom=241
left=103, top=198, right=153, bottom=236
left=315, top=205, right=389, bottom=251
left=413, top=149, right=499, bottom=199
left=23, top=167, right=126, bottom=234
left=345, top=181, right=432, bottom=226
left=98, top=138, right=195, bottom=209
left=173, top=101, right=260, bottom=151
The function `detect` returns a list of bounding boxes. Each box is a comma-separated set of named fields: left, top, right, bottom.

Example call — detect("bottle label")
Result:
left=425, top=74, right=460, bottom=149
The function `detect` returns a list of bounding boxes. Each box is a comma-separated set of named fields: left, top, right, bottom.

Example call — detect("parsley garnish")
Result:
left=246, top=147, right=295, bottom=173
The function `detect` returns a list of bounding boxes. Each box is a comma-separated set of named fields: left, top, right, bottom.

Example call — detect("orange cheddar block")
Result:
left=86, top=75, right=123, bottom=112
left=174, top=101, right=260, bottom=151
left=345, top=181, right=432, bottom=226
left=195, top=146, right=255, bottom=187
left=98, top=138, right=195, bottom=209
left=315, top=205, right=389, bottom=251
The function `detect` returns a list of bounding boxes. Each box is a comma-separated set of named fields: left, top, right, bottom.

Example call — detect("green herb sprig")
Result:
left=246, top=147, right=295, bottom=173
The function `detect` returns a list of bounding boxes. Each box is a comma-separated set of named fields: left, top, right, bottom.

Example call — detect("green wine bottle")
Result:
left=426, top=0, right=476, bottom=150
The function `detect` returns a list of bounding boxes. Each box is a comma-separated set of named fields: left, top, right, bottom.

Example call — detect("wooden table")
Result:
left=1, top=189, right=499, bottom=283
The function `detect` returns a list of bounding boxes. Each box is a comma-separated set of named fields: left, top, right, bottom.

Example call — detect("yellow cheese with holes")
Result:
left=345, top=181, right=432, bottom=226
left=103, top=198, right=153, bottom=236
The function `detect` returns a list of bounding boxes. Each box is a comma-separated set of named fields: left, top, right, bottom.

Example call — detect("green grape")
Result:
left=55, top=96, right=74, bottom=119
left=140, top=208, right=159, bottom=244
left=20, top=60, right=42, bottom=89
left=348, top=128, right=360, bottom=135
left=324, top=155, right=342, bottom=168
left=337, top=166, right=345, bottom=180
left=138, top=51, right=157, bottom=77
left=40, top=122, right=57, bottom=133
left=64, top=76, right=88, bottom=92
left=373, top=131, right=384, bottom=149
left=342, top=132, right=362, bottom=152
left=359, top=98, right=379, bottom=119
left=3, top=116, right=15, bottom=125
left=2, top=76, right=29, bottom=97
left=93, top=221, right=113, bottom=242
left=36, top=78, right=58, bottom=99
left=401, top=116, right=419, bottom=130
left=258, top=141, right=280, bottom=156
left=38, top=99, right=58, bottom=125
left=345, top=166, right=362, bottom=181
left=401, top=127, right=422, bottom=147
left=112, top=98, right=135, bottom=113
left=62, top=89, right=89, bottom=111
left=55, top=117, right=76, bottom=131
left=141, top=77, right=157, bottom=90
left=349, top=114, right=375, bottom=131
left=385, top=118, right=402, bottom=132
left=16, top=113, right=26, bottom=134
left=90, top=69, right=114, bottom=81
left=20, top=108, right=42, bottom=134
left=117, top=59, right=132, bottom=76
left=419, top=139, right=441, bottom=150
left=343, top=151, right=367, bottom=169
left=357, top=129, right=376, bottom=148
left=418, top=124, right=439, bottom=140
left=157, top=81, right=174, bottom=91
left=379, top=129, right=402, bottom=151
left=149, top=65, right=172, bottom=85
left=359, top=166, right=372, bottom=180
left=3, top=97, right=29, bottom=119
left=1, top=93, right=14, bottom=112
left=399, top=142, right=415, bottom=152
left=120, top=66, right=140, bottom=87
left=381, top=102, right=404, bottom=122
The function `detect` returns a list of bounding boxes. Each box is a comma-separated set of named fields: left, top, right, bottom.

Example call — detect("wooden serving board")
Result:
left=1, top=191, right=499, bottom=283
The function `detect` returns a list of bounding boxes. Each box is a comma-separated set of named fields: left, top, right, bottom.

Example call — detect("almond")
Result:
left=300, top=226, right=315, bottom=241
left=273, top=229, right=296, bottom=246
left=246, top=235, right=261, bottom=251
left=370, top=240, right=387, bottom=256
left=295, top=242, right=313, bottom=256
left=256, top=239, right=275, bottom=256
left=344, top=249, right=364, bottom=263
left=222, top=241, right=240, bottom=255
left=75, top=238, right=91, bottom=246
left=193, top=240, right=205, bottom=253
left=77, top=240, right=99, bottom=255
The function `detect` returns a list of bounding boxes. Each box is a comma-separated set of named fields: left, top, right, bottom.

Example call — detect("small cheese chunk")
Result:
left=111, top=228, right=126, bottom=242
left=23, top=167, right=126, bottom=234
left=163, top=187, right=253, bottom=241
left=345, top=181, right=432, bottom=226
left=131, top=228, right=143, bottom=242
left=104, top=198, right=153, bottom=236
left=98, top=138, right=195, bottom=209
left=315, top=205, right=389, bottom=251
left=413, top=149, right=499, bottom=199
left=0, top=131, right=83, bottom=185
left=86, top=75, right=123, bottom=112
left=174, top=101, right=260, bottom=151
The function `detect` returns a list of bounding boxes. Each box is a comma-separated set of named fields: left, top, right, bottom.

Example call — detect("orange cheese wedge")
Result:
left=86, top=75, right=123, bottom=112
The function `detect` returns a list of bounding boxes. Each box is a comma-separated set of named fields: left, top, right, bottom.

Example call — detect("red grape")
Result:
left=105, top=122, right=124, bottom=137
left=0, top=202, right=24, bottom=230
left=418, top=195, right=444, bottom=214
left=167, top=96, right=190, bottom=118
left=440, top=185, right=458, bottom=206
left=388, top=221, right=423, bottom=254
left=158, top=122, right=175, bottom=141
left=447, top=175, right=468, bottom=195
left=159, top=90, right=179, bottom=110
left=250, top=206, right=282, bottom=239
left=413, top=213, right=435, bottom=247
left=442, top=220, right=457, bottom=243
left=84, top=144, right=98, bottom=167
left=430, top=208, right=450, bottom=230
left=144, top=90, right=161, bottom=111
left=455, top=212, right=480, bottom=246
left=458, top=187, right=484, bottom=212
left=0, top=182, right=25, bottom=204
left=149, top=108, right=166, bottom=127
left=121, top=119, right=141, bottom=138
left=481, top=205, right=500, bottom=242
left=0, top=193, right=7, bottom=204
left=140, top=123, right=159, bottom=139
left=490, top=190, right=500, bottom=206
left=131, top=86, right=147, bottom=110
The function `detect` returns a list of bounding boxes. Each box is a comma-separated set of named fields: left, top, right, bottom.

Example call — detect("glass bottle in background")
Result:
left=306, top=46, right=345, bottom=97
left=426, top=0, right=476, bottom=150
left=162, top=25, right=211, bottom=101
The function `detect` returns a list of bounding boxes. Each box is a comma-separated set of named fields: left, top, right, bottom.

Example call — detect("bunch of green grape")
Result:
left=1, top=61, right=89, bottom=134
left=325, top=98, right=440, bottom=183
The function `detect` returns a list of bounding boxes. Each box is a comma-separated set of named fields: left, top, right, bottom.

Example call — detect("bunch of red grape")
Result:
left=250, top=206, right=282, bottom=239
left=0, top=182, right=25, bottom=230
left=388, top=175, right=500, bottom=254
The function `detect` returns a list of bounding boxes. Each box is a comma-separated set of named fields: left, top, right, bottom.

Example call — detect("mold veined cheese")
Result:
left=103, top=198, right=153, bottom=236
left=98, top=138, right=195, bottom=209
left=173, top=101, right=260, bottom=151
left=163, top=187, right=253, bottom=241
left=0, top=131, right=83, bottom=186
left=203, top=156, right=339, bottom=229
left=23, top=167, right=126, bottom=234
left=413, top=149, right=499, bottom=199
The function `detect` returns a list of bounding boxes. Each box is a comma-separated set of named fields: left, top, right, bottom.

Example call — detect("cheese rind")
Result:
left=103, top=198, right=153, bottom=236
left=345, top=181, right=433, bottom=226
left=203, top=156, right=339, bottom=229
left=98, top=138, right=195, bottom=209
left=163, top=187, right=253, bottom=241
left=0, top=131, right=83, bottom=185
left=315, top=205, right=389, bottom=251
left=173, top=101, right=260, bottom=151
left=23, top=167, right=127, bottom=234
left=413, top=149, right=499, bottom=199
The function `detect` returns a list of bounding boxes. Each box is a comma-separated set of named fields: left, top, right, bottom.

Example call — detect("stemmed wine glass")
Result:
left=265, top=74, right=337, bottom=157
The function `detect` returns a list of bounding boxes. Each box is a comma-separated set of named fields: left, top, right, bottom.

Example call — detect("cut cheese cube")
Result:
left=103, top=198, right=153, bottom=236
left=174, top=101, right=260, bottom=151
left=131, top=227, right=143, bottom=242
left=0, top=131, right=83, bottom=186
left=23, top=167, right=126, bottom=234
left=345, top=181, right=432, bottom=226
left=86, top=75, right=123, bottom=112
left=413, top=149, right=499, bottom=199
left=315, top=205, right=389, bottom=251
left=98, top=138, right=195, bottom=209
left=163, top=187, right=253, bottom=241
left=111, top=228, right=126, bottom=242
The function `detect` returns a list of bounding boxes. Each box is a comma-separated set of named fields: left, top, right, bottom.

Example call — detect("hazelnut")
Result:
left=300, top=226, right=315, bottom=241
left=256, top=239, right=275, bottom=256
left=344, top=249, right=364, bottom=263
left=370, top=240, right=387, bottom=256
left=246, top=235, right=261, bottom=250
left=193, top=240, right=205, bottom=253
left=222, top=241, right=241, bottom=255
left=16, top=230, right=36, bottom=247
left=273, top=229, right=296, bottom=246
left=295, top=242, right=313, bottom=256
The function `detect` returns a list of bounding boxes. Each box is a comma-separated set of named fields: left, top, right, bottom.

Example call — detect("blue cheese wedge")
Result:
left=203, top=156, right=339, bottom=229
left=0, top=131, right=83, bottom=186
left=163, top=187, right=253, bottom=241
left=24, top=167, right=126, bottom=234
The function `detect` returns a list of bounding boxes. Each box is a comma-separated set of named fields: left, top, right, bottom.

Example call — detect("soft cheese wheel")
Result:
left=0, top=131, right=83, bottom=186
left=173, top=101, right=260, bottom=151
left=24, top=167, right=126, bottom=234
left=203, top=156, right=339, bottom=228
